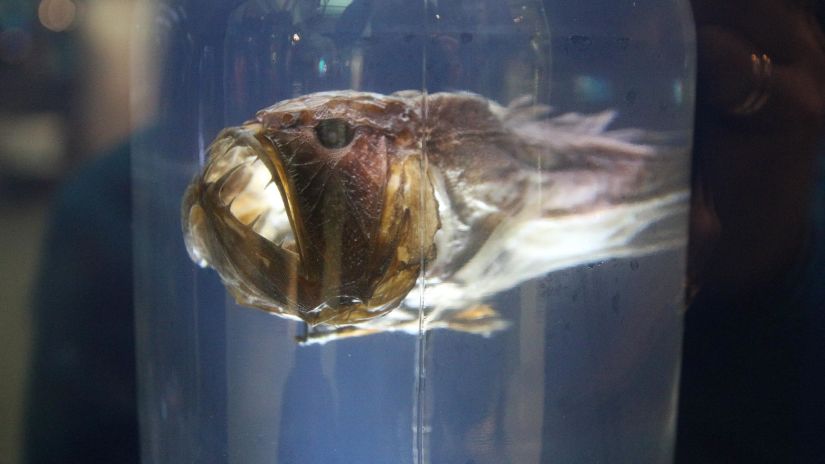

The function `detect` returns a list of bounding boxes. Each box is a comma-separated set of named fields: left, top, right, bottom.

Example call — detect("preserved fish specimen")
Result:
left=182, top=91, right=687, bottom=340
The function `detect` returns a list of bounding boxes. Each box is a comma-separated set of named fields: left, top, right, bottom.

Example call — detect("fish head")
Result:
left=183, top=91, right=439, bottom=325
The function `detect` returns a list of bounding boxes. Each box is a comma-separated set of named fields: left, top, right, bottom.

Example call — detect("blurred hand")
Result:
left=687, top=0, right=825, bottom=299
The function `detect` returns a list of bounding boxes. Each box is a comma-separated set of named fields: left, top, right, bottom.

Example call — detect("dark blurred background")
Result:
left=0, top=1, right=134, bottom=462
left=2, top=1, right=824, bottom=463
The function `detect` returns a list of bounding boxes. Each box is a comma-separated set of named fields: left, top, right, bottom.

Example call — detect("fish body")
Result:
left=182, top=90, right=688, bottom=337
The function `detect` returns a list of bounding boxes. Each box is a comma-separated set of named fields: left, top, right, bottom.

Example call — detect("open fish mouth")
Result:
left=198, top=125, right=297, bottom=258
left=182, top=124, right=310, bottom=318
left=182, top=118, right=438, bottom=326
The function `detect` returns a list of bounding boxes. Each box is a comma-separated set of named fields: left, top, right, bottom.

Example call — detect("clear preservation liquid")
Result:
left=133, top=0, right=695, bottom=462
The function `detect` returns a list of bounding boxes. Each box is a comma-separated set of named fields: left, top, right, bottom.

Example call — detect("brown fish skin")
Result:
left=183, top=90, right=686, bottom=328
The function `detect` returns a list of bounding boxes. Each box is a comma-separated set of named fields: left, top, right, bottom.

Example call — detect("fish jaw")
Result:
left=182, top=123, right=311, bottom=320
left=182, top=113, right=440, bottom=325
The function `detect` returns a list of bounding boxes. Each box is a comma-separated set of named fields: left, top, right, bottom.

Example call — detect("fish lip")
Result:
left=241, top=122, right=314, bottom=278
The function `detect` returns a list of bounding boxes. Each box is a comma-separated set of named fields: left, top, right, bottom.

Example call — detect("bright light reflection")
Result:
left=672, top=80, right=684, bottom=105
left=38, top=0, right=77, bottom=32
left=574, top=75, right=612, bottom=103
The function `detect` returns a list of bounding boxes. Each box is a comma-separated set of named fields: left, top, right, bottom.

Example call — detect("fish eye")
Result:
left=314, top=119, right=354, bottom=149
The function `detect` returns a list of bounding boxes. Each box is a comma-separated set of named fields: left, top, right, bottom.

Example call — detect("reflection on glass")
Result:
left=133, top=0, right=695, bottom=462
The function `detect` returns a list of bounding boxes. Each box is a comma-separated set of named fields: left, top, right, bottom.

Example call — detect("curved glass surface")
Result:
left=133, top=1, right=695, bottom=462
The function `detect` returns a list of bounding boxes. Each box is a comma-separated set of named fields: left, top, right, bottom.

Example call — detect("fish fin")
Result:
left=493, top=95, right=554, bottom=124
left=297, top=325, right=385, bottom=345
left=427, top=304, right=511, bottom=337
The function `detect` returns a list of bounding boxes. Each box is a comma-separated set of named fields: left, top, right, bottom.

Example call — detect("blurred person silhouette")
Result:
left=19, top=0, right=137, bottom=460
left=23, top=142, right=136, bottom=463
left=678, top=0, right=825, bottom=462
left=22, top=0, right=825, bottom=463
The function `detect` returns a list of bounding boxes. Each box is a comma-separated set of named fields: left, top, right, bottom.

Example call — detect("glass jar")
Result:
left=132, top=0, right=695, bottom=462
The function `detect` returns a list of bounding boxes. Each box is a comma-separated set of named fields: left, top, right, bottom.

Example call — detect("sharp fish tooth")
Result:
left=217, top=159, right=254, bottom=206
left=249, top=213, right=265, bottom=230
left=281, top=239, right=298, bottom=254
